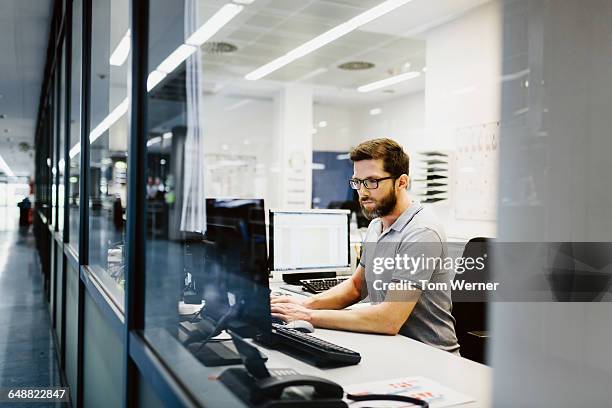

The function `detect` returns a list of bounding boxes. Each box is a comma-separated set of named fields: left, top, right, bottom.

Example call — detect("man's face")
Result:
left=352, top=159, right=397, bottom=219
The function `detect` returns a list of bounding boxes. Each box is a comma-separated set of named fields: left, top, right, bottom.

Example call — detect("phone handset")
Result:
left=256, top=374, right=343, bottom=399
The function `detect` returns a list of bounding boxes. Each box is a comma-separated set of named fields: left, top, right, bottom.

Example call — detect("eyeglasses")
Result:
left=349, top=176, right=395, bottom=190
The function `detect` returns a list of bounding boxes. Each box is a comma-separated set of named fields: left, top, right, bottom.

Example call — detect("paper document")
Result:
left=344, top=376, right=474, bottom=407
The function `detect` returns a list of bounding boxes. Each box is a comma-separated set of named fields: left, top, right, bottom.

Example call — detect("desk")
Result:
left=206, top=284, right=491, bottom=407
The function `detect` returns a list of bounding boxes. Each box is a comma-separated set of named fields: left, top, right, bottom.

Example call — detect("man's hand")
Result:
left=270, top=295, right=308, bottom=307
left=270, top=302, right=314, bottom=323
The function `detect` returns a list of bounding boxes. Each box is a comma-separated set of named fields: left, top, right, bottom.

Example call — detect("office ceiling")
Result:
left=0, top=0, right=52, bottom=179
left=141, top=0, right=491, bottom=133
left=189, top=0, right=490, bottom=104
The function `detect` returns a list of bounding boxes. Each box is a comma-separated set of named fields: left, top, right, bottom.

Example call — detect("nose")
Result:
left=357, top=184, right=369, bottom=197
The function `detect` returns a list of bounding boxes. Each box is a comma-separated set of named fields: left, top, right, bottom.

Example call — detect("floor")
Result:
left=0, top=207, right=65, bottom=407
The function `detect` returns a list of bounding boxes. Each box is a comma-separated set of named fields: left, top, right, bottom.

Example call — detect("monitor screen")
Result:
left=199, top=198, right=270, bottom=338
left=269, top=210, right=350, bottom=272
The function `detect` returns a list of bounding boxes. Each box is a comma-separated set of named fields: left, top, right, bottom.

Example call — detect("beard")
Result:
left=360, top=186, right=397, bottom=220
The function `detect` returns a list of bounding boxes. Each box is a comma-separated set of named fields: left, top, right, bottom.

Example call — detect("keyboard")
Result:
left=270, top=324, right=361, bottom=367
left=300, top=277, right=349, bottom=294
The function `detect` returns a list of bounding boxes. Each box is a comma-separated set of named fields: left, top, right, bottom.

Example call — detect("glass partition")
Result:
left=58, top=39, right=67, bottom=234
left=87, top=0, right=131, bottom=310
left=51, top=70, right=57, bottom=230
left=142, top=0, right=503, bottom=402
left=68, top=0, right=83, bottom=250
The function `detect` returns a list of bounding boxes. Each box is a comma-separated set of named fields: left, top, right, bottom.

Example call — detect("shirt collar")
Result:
left=388, top=200, right=423, bottom=232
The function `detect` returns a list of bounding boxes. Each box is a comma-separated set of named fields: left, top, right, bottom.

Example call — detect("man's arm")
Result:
left=271, top=289, right=420, bottom=335
left=271, top=265, right=365, bottom=310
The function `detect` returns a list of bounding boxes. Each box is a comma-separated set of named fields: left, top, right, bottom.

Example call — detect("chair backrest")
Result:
left=452, top=237, right=490, bottom=363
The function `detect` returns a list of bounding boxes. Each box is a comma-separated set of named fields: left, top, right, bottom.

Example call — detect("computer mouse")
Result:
left=284, top=320, right=315, bottom=333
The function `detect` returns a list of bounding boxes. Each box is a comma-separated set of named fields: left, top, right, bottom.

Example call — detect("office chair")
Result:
left=451, top=237, right=490, bottom=365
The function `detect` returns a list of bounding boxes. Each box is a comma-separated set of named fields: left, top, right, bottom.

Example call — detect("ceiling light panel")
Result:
left=357, top=71, right=421, bottom=92
left=109, top=29, right=131, bottom=66
left=245, top=0, right=415, bottom=81
left=186, top=4, right=244, bottom=46
left=156, top=44, right=197, bottom=74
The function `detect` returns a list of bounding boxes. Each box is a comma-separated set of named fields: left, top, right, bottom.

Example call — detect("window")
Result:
left=87, top=0, right=131, bottom=310
left=58, top=39, right=67, bottom=234
left=68, top=0, right=83, bottom=250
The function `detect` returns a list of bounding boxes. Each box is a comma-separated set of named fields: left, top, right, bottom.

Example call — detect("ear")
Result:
left=396, top=174, right=409, bottom=190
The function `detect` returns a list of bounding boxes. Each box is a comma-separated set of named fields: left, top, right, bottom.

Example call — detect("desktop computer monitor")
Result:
left=197, top=203, right=361, bottom=368
left=199, top=198, right=270, bottom=338
left=269, top=209, right=351, bottom=284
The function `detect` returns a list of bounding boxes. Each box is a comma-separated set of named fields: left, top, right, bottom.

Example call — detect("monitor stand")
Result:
left=188, top=340, right=268, bottom=367
left=282, top=272, right=336, bottom=285
left=187, top=341, right=243, bottom=367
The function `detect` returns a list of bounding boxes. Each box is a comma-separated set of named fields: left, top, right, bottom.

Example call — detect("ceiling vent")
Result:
left=338, top=61, right=375, bottom=71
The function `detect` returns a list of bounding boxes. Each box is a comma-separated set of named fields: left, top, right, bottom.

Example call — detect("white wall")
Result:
left=351, top=92, right=426, bottom=152
left=423, top=1, right=502, bottom=239
left=312, top=104, right=354, bottom=152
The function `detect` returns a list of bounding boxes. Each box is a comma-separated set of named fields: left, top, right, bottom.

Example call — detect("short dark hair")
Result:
left=349, top=138, right=409, bottom=177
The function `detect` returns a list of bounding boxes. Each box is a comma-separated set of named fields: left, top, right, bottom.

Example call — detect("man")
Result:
left=271, top=138, right=459, bottom=354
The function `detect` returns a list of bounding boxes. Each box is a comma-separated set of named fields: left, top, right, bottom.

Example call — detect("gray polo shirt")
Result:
left=359, top=201, right=459, bottom=354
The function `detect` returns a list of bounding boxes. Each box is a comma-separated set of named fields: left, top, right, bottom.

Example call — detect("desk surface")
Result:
left=209, top=284, right=491, bottom=407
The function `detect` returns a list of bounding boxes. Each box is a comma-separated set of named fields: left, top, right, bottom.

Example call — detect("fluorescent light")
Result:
left=233, top=0, right=255, bottom=4
left=357, top=71, right=421, bottom=93
left=162, top=132, right=173, bottom=140
left=157, top=44, right=196, bottom=74
left=69, top=144, right=80, bottom=159
left=318, top=121, right=328, bottom=128
left=369, top=108, right=382, bottom=115
left=90, top=97, right=129, bottom=145
left=110, top=29, right=131, bottom=66
left=185, top=4, right=243, bottom=46
left=0, top=154, right=15, bottom=177
left=147, top=136, right=162, bottom=147
left=422, top=66, right=427, bottom=72
left=245, top=0, right=414, bottom=80
left=147, top=70, right=167, bottom=92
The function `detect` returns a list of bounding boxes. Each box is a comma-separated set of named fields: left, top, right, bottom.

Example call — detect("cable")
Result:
left=346, top=393, right=429, bottom=407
